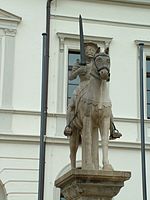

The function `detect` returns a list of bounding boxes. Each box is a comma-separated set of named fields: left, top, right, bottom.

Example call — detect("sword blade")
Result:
left=79, top=15, right=86, bottom=65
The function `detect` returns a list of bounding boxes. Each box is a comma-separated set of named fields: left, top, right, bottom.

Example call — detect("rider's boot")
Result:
left=109, top=129, right=122, bottom=140
left=64, top=125, right=72, bottom=137
left=109, top=122, right=122, bottom=140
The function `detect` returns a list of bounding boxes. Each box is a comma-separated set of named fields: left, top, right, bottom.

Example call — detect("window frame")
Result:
left=146, top=57, right=150, bottom=119
left=143, top=47, right=150, bottom=120
left=0, top=9, right=21, bottom=108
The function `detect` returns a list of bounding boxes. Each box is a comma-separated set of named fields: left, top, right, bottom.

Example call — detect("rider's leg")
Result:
left=109, top=113, right=122, bottom=140
left=64, top=95, right=76, bottom=136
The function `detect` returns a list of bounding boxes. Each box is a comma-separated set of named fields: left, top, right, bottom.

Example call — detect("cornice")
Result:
left=0, top=9, right=22, bottom=23
left=57, top=32, right=112, bottom=50
left=103, top=0, right=150, bottom=6
left=135, top=40, right=150, bottom=46
left=52, top=15, right=150, bottom=30
left=77, top=0, right=150, bottom=7
left=57, top=32, right=112, bottom=44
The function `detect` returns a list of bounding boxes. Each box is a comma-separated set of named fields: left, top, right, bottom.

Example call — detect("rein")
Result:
left=93, top=54, right=110, bottom=81
left=90, top=72, right=101, bottom=80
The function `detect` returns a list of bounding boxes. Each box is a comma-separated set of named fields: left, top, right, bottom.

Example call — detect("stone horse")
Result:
left=69, top=48, right=113, bottom=171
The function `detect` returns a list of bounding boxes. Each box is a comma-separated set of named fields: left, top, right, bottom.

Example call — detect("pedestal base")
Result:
left=55, top=169, right=131, bottom=200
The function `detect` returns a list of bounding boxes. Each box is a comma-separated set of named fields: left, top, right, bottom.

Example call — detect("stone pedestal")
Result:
left=55, top=169, right=131, bottom=200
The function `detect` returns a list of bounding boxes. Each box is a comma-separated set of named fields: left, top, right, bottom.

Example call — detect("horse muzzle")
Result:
left=99, top=68, right=110, bottom=80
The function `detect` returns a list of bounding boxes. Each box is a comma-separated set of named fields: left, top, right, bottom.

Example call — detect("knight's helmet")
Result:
left=84, top=42, right=99, bottom=59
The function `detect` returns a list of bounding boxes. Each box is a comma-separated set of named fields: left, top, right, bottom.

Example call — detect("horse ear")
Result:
left=104, top=47, right=109, bottom=55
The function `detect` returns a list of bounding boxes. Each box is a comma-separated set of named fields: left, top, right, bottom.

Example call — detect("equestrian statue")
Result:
left=64, top=15, right=122, bottom=171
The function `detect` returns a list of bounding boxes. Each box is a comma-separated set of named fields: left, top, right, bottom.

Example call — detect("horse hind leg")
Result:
left=69, top=130, right=80, bottom=169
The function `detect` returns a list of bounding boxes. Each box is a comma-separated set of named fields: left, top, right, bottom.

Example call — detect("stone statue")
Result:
left=65, top=42, right=99, bottom=136
left=65, top=42, right=121, bottom=140
left=55, top=16, right=131, bottom=200
left=64, top=42, right=122, bottom=170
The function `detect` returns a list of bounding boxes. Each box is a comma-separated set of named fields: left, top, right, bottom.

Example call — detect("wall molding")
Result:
left=51, top=15, right=150, bottom=30
left=0, top=9, right=21, bottom=23
left=1, top=108, right=150, bottom=123
left=76, top=0, right=150, bottom=7
left=135, top=40, right=150, bottom=46
left=57, top=32, right=113, bottom=49
left=0, top=133, right=150, bottom=150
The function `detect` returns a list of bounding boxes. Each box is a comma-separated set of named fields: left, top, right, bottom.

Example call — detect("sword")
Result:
left=79, top=15, right=86, bottom=65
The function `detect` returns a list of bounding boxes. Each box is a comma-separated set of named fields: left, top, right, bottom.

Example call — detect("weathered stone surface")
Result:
left=55, top=169, right=131, bottom=200
left=65, top=41, right=122, bottom=171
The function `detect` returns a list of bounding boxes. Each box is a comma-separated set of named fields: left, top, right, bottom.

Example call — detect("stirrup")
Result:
left=64, top=125, right=72, bottom=137
left=109, top=129, right=122, bottom=140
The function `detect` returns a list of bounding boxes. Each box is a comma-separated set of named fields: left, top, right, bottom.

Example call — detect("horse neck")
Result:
left=87, top=69, right=110, bottom=104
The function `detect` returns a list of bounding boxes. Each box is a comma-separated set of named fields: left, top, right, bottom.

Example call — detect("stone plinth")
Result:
left=55, top=169, right=131, bottom=200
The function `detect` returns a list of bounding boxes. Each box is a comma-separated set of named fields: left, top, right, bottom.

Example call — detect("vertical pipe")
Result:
left=38, top=1, right=53, bottom=200
left=38, top=33, right=47, bottom=200
left=139, top=43, right=147, bottom=200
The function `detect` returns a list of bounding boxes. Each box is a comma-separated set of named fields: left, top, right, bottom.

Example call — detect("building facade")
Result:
left=0, top=0, right=150, bottom=200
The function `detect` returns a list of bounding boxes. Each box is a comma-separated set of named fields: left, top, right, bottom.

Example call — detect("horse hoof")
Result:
left=103, top=164, right=113, bottom=171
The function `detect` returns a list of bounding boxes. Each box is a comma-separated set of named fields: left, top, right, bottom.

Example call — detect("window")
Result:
left=0, top=9, right=21, bottom=108
left=67, top=50, right=80, bottom=105
left=146, top=57, right=150, bottom=118
left=57, top=32, right=112, bottom=113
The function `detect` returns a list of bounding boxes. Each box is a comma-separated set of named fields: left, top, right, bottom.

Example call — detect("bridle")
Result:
left=93, top=53, right=110, bottom=81
left=94, top=54, right=110, bottom=73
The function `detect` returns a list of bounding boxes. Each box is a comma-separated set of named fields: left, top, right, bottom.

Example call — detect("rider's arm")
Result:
left=69, top=64, right=87, bottom=80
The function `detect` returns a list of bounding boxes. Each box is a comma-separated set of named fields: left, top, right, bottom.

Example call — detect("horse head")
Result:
left=93, top=47, right=110, bottom=81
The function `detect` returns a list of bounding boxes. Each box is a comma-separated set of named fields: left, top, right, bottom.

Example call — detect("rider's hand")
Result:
left=80, top=66, right=87, bottom=74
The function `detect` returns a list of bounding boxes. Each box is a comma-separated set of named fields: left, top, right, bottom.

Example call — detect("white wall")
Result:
left=0, top=0, right=150, bottom=140
left=0, top=0, right=150, bottom=200
left=0, top=138, right=39, bottom=200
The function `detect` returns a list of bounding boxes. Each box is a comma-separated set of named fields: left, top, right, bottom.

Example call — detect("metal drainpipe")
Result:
left=139, top=43, right=147, bottom=200
left=38, top=1, right=53, bottom=200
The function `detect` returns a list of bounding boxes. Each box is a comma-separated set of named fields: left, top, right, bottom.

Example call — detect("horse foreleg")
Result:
left=100, top=117, right=113, bottom=171
left=69, top=131, right=80, bottom=169
left=92, top=128, right=99, bottom=170
left=82, top=117, right=94, bottom=170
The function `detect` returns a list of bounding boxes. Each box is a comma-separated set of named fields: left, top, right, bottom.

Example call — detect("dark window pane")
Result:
left=147, top=91, right=150, bottom=103
left=146, top=59, right=150, bottom=73
left=146, top=78, right=150, bottom=90
left=146, top=57, right=150, bottom=119
left=68, top=76, right=80, bottom=85
left=60, top=193, right=65, bottom=200
left=147, top=105, right=150, bottom=119
left=67, top=51, right=80, bottom=105
left=68, top=53, right=80, bottom=65
left=68, top=84, right=77, bottom=98
left=67, top=97, right=71, bottom=105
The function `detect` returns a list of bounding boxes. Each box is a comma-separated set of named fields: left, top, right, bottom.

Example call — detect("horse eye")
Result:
left=97, top=57, right=102, bottom=62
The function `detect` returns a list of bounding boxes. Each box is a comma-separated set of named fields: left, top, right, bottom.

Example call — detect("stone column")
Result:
left=55, top=169, right=131, bottom=200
